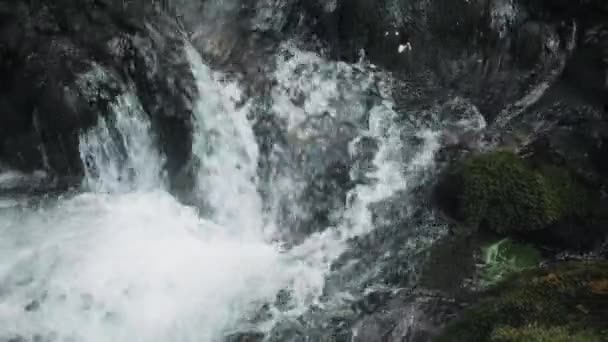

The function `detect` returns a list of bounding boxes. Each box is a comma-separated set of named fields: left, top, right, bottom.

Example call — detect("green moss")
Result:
left=457, top=151, right=588, bottom=234
left=491, top=325, right=602, bottom=342
left=478, top=238, right=542, bottom=287
left=435, top=261, right=608, bottom=342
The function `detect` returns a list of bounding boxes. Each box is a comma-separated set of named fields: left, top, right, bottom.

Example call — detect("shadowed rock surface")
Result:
left=0, top=0, right=196, bottom=193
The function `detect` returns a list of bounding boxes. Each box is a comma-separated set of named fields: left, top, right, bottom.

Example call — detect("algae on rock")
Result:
left=478, top=238, right=542, bottom=287
left=435, top=261, right=608, bottom=342
left=445, top=150, right=590, bottom=235
left=491, top=325, right=603, bottom=342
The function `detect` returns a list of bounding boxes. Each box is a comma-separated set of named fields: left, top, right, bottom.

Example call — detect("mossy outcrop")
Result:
left=435, top=151, right=600, bottom=246
left=435, top=261, right=608, bottom=342
left=491, top=325, right=602, bottom=342
left=459, top=151, right=588, bottom=234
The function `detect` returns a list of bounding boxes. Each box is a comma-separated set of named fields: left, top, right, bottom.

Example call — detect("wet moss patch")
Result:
left=459, top=151, right=589, bottom=234
left=490, top=325, right=602, bottom=342
left=435, top=261, right=608, bottom=342
left=435, top=150, right=594, bottom=240
left=478, top=238, right=542, bottom=287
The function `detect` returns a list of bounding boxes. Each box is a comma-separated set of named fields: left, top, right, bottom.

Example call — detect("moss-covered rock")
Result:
left=491, top=325, right=602, bottom=342
left=435, top=261, right=608, bottom=342
left=460, top=151, right=589, bottom=234
left=435, top=150, right=593, bottom=237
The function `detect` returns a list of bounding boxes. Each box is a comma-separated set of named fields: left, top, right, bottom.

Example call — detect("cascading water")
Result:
left=0, top=37, right=457, bottom=341
left=79, top=91, right=165, bottom=193
left=185, top=45, right=265, bottom=234
left=265, top=43, right=443, bottom=269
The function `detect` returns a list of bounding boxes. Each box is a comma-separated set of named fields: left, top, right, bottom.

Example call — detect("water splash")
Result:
left=256, top=45, right=444, bottom=324
left=0, top=42, right=446, bottom=341
left=0, top=191, right=293, bottom=342
left=186, top=44, right=266, bottom=236
left=79, top=92, right=165, bottom=193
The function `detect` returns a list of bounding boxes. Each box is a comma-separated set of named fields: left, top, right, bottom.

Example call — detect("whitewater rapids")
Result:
left=0, top=42, right=455, bottom=341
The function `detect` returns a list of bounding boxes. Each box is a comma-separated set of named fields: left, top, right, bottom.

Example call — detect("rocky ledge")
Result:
left=0, top=0, right=196, bottom=193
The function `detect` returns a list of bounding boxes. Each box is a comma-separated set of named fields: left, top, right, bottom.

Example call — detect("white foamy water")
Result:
left=0, top=191, right=291, bottom=341
left=79, top=92, right=165, bottom=193
left=0, top=43, right=444, bottom=341
left=269, top=44, right=442, bottom=261
left=186, top=45, right=266, bottom=235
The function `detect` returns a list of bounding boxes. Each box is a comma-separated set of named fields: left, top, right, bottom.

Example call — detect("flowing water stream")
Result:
left=0, top=38, right=480, bottom=341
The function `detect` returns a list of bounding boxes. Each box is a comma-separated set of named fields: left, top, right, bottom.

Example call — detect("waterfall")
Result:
left=0, top=38, right=447, bottom=341
left=186, top=44, right=266, bottom=236
left=267, top=44, right=444, bottom=297
left=79, top=92, right=165, bottom=193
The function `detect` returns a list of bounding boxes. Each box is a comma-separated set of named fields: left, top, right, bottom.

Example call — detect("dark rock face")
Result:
left=120, top=15, right=197, bottom=193
left=351, top=290, right=463, bottom=342
left=262, top=289, right=462, bottom=342
left=294, top=0, right=607, bottom=133
left=411, top=0, right=608, bottom=252
left=521, top=119, right=608, bottom=250
left=0, top=0, right=196, bottom=191
left=224, top=331, right=265, bottom=342
left=299, top=0, right=577, bottom=125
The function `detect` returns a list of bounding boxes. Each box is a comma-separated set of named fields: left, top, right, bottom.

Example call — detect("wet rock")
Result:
left=433, top=150, right=607, bottom=252
left=0, top=1, right=196, bottom=193
left=501, top=99, right=608, bottom=251
left=436, top=261, right=608, bottom=342
left=418, top=234, right=480, bottom=297
left=122, top=18, right=197, bottom=194
left=351, top=290, right=463, bottom=342
left=514, top=21, right=551, bottom=69
left=265, top=319, right=308, bottom=342
left=301, top=0, right=576, bottom=125
left=522, top=103, right=607, bottom=184
left=529, top=0, right=608, bottom=18
left=419, top=231, right=549, bottom=303
left=224, top=331, right=265, bottom=342
left=354, top=289, right=393, bottom=314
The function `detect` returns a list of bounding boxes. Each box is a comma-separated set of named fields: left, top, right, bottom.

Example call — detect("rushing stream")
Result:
left=0, top=35, right=482, bottom=341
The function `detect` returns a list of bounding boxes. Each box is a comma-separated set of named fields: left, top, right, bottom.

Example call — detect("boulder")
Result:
left=433, top=150, right=607, bottom=250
